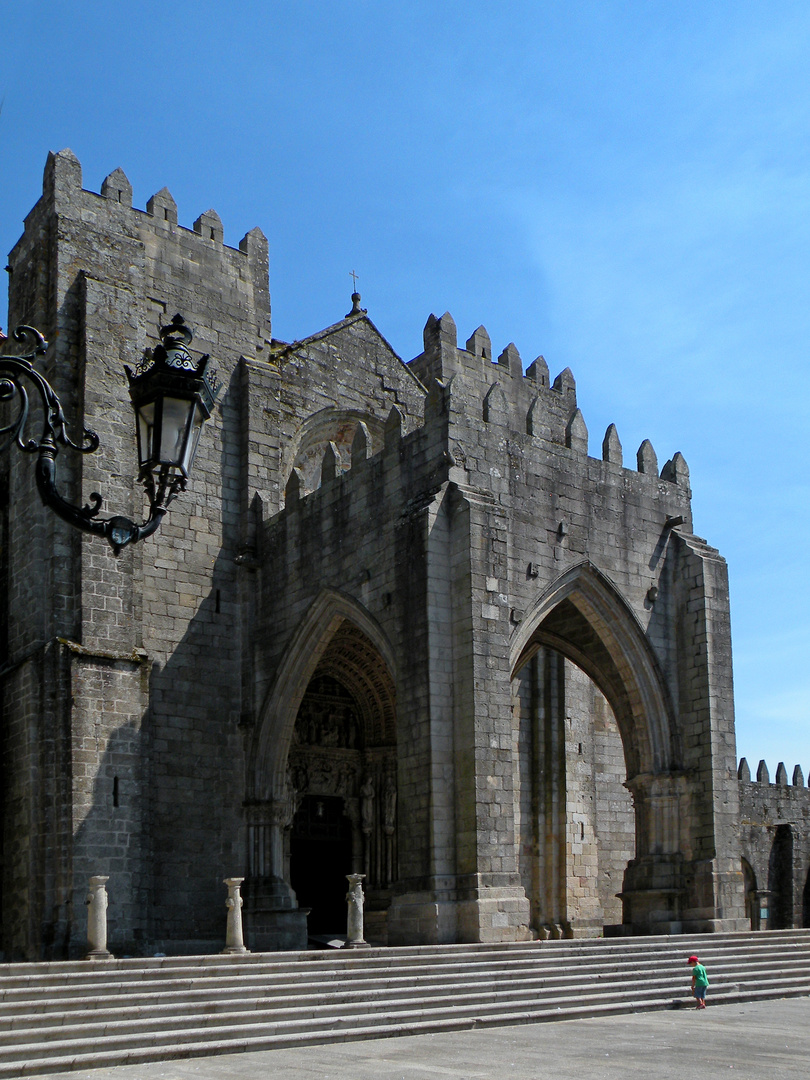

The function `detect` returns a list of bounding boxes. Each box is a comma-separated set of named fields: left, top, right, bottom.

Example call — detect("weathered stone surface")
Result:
left=0, top=150, right=765, bottom=960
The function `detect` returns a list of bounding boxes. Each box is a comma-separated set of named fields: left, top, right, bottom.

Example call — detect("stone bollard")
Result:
left=222, top=877, right=249, bottom=954
left=85, top=876, right=113, bottom=959
left=345, top=872, right=370, bottom=948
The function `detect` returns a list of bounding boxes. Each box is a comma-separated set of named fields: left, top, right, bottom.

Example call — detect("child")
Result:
left=687, top=954, right=709, bottom=1009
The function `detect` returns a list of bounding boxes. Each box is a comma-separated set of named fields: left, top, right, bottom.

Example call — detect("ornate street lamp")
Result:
left=0, top=314, right=219, bottom=555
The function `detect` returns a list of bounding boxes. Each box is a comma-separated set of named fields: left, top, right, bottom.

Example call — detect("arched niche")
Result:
left=281, top=407, right=385, bottom=499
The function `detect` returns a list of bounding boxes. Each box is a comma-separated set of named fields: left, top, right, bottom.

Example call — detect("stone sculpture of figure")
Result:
left=336, top=762, right=354, bottom=797
left=383, top=773, right=397, bottom=835
left=282, top=766, right=299, bottom=829
left=360, top=775, right=375, bottom=833
left=321, top=709, right=340, bottom=746
left=344, top=708, right=359, bottom=749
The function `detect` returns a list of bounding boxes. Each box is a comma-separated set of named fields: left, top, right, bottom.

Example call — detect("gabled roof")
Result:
left=269, top=308, right=428, bottom=393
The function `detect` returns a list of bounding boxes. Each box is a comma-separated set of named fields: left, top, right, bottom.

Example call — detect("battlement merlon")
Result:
left=7, top=149, right=271, bottom=361
left=407, top=311, right=693, bottom=522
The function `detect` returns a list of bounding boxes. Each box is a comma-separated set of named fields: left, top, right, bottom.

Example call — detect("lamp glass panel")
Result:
left=181, top=403, right=205, bottom=476
left=137, top=401, right=155, bottom=468
left=159, top=396, right=193, bottom=467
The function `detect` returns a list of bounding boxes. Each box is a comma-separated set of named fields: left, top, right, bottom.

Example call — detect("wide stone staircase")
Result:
left=1, top=930, right=810, bottom=1076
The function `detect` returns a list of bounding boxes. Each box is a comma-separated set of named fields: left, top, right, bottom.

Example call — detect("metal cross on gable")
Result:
left=350, top=270, right=359, bottom=291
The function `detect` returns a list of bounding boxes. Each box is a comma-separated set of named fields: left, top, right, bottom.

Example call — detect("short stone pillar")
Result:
left=85, top=875, right=112, bottom=960
left=222, top=877, right=249, bottom=954
left=345, top=872, right=370, bottom=949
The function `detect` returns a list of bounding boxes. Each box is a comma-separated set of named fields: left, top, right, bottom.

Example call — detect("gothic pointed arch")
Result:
left=253, top=588, right=397, bottom=798
left=510, top=561, right=677, bottom=779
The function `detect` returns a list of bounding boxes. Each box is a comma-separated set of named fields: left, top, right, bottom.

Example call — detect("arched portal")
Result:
left=248, top=590, right=397, bottom=947
left=510, top=563, right=686, bottom=934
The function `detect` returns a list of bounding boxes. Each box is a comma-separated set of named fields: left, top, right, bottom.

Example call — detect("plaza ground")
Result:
left=33, top=995, right=810, bottom=1080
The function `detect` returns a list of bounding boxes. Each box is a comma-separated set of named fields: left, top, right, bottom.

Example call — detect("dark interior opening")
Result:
left=290, top=794, right=352, bottom=935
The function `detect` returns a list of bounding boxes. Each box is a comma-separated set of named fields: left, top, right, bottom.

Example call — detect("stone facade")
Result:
left=0, top=149, right=764, bottom=959
left=738, top=758, right=810, bottom=931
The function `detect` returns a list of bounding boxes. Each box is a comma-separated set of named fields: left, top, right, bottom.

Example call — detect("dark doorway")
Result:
left=768, top=824, right=794, bottom=929
left=741, top=858, right=758, bottom=930
left=290, top=795, right=352, bottom=935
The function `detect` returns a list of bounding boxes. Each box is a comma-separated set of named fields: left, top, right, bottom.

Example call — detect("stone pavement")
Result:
left=33, top=997, right=810, bottom=1080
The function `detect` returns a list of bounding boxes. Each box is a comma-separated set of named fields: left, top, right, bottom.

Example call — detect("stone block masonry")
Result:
left=0, top=148, right=777, bottom=958
left=738, top=757, right=810, bottom=930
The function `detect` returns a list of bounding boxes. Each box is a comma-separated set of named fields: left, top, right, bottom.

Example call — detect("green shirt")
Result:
left=691, top=963, right=709, bottom=987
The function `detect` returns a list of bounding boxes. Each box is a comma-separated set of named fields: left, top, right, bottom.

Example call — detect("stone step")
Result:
left=3, top=963, right=810, bottom=1046
left=2, top=977, right=810, bottom=1078
left=5, top=970, right=810, bottom=1059
left=2, top=933, right=809, bottom=990
left=1, top=932, right=809, bottom=1075
left=2, top=927, right=808, bottom=981
left=2, top=950, right=810, bottom=1022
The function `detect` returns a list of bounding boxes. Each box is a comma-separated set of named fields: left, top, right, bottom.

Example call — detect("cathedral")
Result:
left=1, top=150, right=807, bottom=960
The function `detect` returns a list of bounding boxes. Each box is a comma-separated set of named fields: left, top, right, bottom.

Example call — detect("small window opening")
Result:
left=215, top=589, right=221, bottom=614
left=580, top=821, right=585, bottom=840
left=113, top=776, right=120, bottom=808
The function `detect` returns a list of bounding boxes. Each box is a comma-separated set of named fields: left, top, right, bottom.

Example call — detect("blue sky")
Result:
left=2, top=1, right=809, bottom=776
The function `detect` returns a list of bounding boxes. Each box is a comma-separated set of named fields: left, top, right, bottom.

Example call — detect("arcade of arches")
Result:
left=248, top=603, right=640, bottom=944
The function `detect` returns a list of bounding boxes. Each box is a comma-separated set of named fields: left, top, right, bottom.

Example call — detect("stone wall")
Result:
left=2, top=150, right=269, bottom=956
left=511, top=649, right=634, bottom=936
left=738, top=757, right=810, bottom=930
left=1, top=148, right=751, bottom=958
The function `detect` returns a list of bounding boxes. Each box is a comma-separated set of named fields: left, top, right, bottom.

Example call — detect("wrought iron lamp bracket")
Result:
left=1, top=324, right=195, bottom=555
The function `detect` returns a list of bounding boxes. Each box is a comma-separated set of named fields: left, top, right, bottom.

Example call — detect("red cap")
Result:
left=687, top=955, right=699, bottom=963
